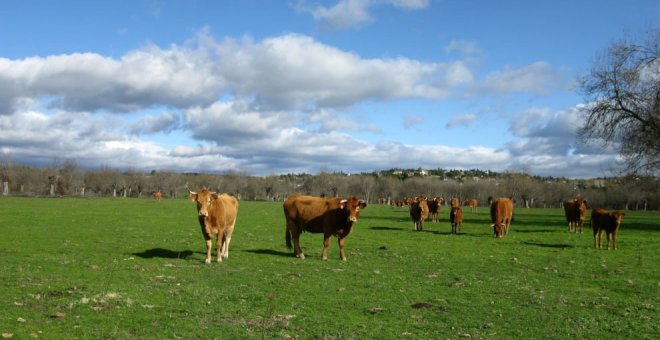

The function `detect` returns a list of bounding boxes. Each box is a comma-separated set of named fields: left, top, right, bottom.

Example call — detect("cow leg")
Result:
left=338, top=237, right=347, bottom=261
left=593, top=227, right=599, bottom=248
left=613, top=229, right=619, bottom=250
left=204, top=238, right=212, bottom=264
left=291, top=230, right=305, bottom=259
left=221, top=233, right=231, bottom=259
left=596, top=229, right=603, bottom=249
left=215, top=233, right=223, bottom=262
left=322, top=233, right=332, bottom=260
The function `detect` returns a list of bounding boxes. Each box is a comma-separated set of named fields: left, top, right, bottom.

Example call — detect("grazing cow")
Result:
left=153, top=191, right=162, bottom=202
left=450, top=197, right=460, bottom=208
left=466, top=199, right=478, bottom=213
left=591, top=209, right=625, bottom=250
left=189, top=189, right=238, bottom=264
left=490, top=197, right=513, bottom=238
left=409, top=196, right=429, bottom=231
left=283, top=195, right=367, bottom=261
left=427, top=197, right=442, bottom=222
left=450, top=206, right=463, bottom=234
left=564, top=198, right=588, bottom=233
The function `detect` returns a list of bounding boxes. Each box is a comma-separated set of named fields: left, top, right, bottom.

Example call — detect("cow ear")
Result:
left=189, top=193, right=198, bottom=202
left=211, top=193, right=219, bottom=200
left=359, top=200, right=367, bottom=209
left=339, top=199, right=347, bottom=209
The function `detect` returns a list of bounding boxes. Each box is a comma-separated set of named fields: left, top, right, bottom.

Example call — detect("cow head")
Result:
left=189, top=189, right=218, bottom=217
left=340, top=197, right=367, bottom=223
left=610, top=210, right=625, bottom=226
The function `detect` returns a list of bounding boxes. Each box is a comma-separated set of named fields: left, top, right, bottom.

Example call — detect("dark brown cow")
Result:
left=490, top=197, right=513, bottom=238
left=189, top=189, right=238, bottom=264
left=564, top=198, right=588, bottom=233
left=591, top=209, right=625, bottom=250
left=395, top=198, right=404, bottom=208
left=409, top=196, right=429, bottom=231
left=466, top=199, right=477, bottom=213
left=153, top=191, right=162, bottom=201
left=427, top=197, right=442, bottom=222
left=283, top=195, right=367, bottom=261
left=450, top=206, right=463, bottom=234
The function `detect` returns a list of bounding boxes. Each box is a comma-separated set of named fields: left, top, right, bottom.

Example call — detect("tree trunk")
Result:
left=2, top=181, right=8, bottom=196
left=50, top=184, right=55, bottom=196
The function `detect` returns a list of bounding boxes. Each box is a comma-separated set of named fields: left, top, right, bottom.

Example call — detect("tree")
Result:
left=578, top=28, right=660, bottom=175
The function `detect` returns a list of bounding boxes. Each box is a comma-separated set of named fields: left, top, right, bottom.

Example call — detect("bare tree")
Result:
left=578, top=28, right=660, bottom=175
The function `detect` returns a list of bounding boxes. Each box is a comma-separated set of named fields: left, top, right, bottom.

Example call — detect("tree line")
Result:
left=1, top=160, right=658, bottom=210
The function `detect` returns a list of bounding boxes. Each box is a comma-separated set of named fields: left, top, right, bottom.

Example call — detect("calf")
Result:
left=490, top=197, right=513, bottom=238
left=409, top=196, right=429, bottom=231
left=450, top=206, right=463, bottom=234
left=564, top=198, right=588, bottom=233
left=189, top=189, right=238, bottom=264
left=591, top=209, right=625, bottom=250
left=427, top=197, right=442, bottom=222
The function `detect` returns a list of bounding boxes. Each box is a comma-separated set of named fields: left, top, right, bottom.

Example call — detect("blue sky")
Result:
left=1, top=0, right=658, bottom=177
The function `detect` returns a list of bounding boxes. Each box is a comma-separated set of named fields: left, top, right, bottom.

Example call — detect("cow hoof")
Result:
left=341, top=258, right=347, bottom=261
left=296, top=254, right=305, bottom=260
left=322, top=257, right=328, bottom=261
left=216, top=258, right=222, bottom=263
left=204, top=259, right=211, bottom=264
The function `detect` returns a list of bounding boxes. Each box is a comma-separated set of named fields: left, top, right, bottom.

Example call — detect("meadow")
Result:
left=0, top=196, right=658, bottom=339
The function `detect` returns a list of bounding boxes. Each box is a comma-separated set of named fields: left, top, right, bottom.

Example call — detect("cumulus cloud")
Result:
left=446, top=114, right=477, bottom=128
left=295, top=0, right=430, bottom=29
left=478, top=61, right=562, bottom=95
left=127, top=112, right=180, bottom=135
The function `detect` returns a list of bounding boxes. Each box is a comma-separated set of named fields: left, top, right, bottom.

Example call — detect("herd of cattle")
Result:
left=184, top=190, right=626, bottom=263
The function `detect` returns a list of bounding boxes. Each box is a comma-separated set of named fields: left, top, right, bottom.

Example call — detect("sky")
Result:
left=0, top=0, right=658, bottom=178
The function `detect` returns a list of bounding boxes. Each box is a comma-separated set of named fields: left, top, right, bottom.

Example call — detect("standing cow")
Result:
left=466, top=199, right=478, bottom=213
left=153, top=191, right=162, bottom=202
left=564, top=198, right=588, bottom=233
left=450, top=206, right=463, bottom=234
left=490, top=197, right=513, bottom=238
left=591, top=209, right=625, bottom=250
left=283, top=195, right=367, bottom=261
left=189, top=189, right=238, bottom=264
left=427, top=197, right=442, bottom=223
left=409, top=196, right=429, bottom=231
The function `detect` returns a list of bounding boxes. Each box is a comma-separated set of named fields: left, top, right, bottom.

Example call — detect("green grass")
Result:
left=1, top=197, right=658, bottom=339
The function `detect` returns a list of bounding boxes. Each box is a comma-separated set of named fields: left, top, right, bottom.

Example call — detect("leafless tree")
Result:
left=578, top=28, right=660, bottom=175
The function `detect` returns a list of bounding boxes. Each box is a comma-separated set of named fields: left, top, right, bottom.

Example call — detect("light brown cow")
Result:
left=490, top=197, right=513, bottom=238
left=450, top=197, right=460, bottom=208
left=283, top=195, right=367, bottom=261
left=427, top=197, right=442, bottom=222
left=465, top=199, right=478, bottom=213
left=450, top=206, right=463, bottom=234
left=409, top=196, right=429, bottom=231
left=564, top=198, right=588, bottom=233
left=189, top=189, right=238, bottom=264
left=591, top=209, right=625, bottom=250
left=153, top=191, right=162, bottom=202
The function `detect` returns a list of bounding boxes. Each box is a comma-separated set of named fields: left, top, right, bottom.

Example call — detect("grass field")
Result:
left=1, top=196, right=658, bottom=339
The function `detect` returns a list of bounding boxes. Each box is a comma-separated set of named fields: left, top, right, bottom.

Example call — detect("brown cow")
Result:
left=409, top=196, right=429, bottom=231
left=189, top=189, right=238, bottom=264
left=283, top=195, right=367, bottom=261
left=450, top=206, right=463, bottom=234
left=564, top=198, right=588, bottom=233
left=450, top=197, right=460, bottom=208
left=490, top=197, right=513, bottom=238
left=591, top=209, right=625, bottom=250
left=153, top=191, right=162, bottom=201
left=427, top=197, right=442, bottom=222
left=465, top=199, right=477, bottom=213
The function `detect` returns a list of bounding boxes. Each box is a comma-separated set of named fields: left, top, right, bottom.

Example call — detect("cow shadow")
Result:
left=522, top=242, right=575, bottom=249
left=369, top=226, right=404, bottom=231
left=132, top=248, right=196, bottom=259
left=244, top=248, right=292, bottom=257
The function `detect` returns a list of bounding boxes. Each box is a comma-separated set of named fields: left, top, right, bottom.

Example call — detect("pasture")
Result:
left=1, top=196, right=658, bottom=339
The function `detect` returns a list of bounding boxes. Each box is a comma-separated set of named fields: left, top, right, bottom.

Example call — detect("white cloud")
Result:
left=446, top=114, right=477, bottom=128
left=479, top=61, right=562, bottom=95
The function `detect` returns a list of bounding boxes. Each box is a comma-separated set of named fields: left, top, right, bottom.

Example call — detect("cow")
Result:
left=564, top=198, right=588, bottom=233
left=450, top=197, right=460, bottom=208
left=409, top=196, right=429, bottom=231
left=450, top=206, right=463, bottom=234
left=395, top=198, right=404, bottom=208
left=153, top=191, right=162, bottom=202
left=283, top=195, right=367, bottom=261
left=591, top=209, right=625, bottom=250
left=490, top=197, right=513, bottom=238
left=189, top=189, right=238, bottom=264
left=466, top=199, right=477, bottom=213
left=427, top=197, right=442, bottom=222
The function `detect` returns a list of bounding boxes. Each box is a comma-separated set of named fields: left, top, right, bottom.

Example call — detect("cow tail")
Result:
left=285, top=228, right=292, bottom=248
